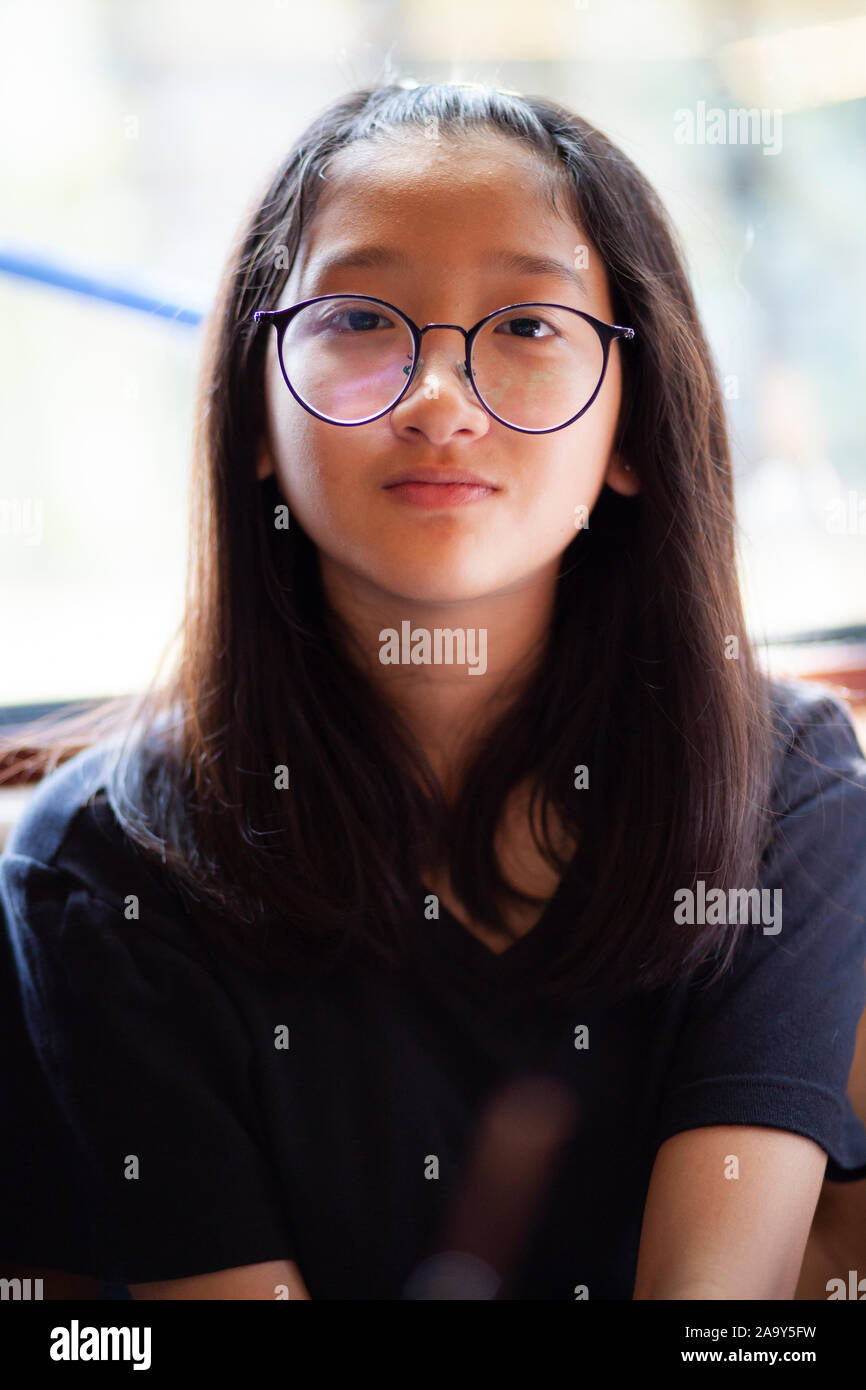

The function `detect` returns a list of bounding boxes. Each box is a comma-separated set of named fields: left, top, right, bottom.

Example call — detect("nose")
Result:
left=390, top=324, right=488, bottom=441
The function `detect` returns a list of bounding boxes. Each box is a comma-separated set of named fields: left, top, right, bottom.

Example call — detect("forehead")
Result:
left=287, top=129, right=595, bottom=297
left=318, top=127, right=561, bottom=211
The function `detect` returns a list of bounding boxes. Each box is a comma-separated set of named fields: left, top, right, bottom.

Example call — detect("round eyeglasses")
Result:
left=252, top=294, right=635, bottom=434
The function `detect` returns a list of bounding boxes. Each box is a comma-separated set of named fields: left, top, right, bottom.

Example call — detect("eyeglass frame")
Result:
left=252, top=293, right=636, bottom=435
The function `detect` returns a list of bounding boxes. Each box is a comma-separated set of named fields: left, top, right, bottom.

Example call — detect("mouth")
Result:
left=384, top=469, right=498, bottom=489
left=383, top=479, right=499, bottom=510
left=382, top=468, right=500, bottom=510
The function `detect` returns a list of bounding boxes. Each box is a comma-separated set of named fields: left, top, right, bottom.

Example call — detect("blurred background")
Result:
left=1, top=0, right=865, bottom=711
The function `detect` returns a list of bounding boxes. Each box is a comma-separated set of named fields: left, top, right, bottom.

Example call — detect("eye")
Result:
left=321, top=308, right=390, bottom=333
left=493, top=314, right=558, bottom=339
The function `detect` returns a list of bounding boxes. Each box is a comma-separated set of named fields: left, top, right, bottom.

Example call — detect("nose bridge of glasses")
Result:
left=412, top=322, right=471, bottom=386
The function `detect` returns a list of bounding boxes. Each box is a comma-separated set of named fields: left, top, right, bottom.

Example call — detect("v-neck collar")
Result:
left=415, top=854, right=590, bottom=980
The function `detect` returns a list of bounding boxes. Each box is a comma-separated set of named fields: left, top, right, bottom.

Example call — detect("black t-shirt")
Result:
left=2, top=676, right=866, bottom=1300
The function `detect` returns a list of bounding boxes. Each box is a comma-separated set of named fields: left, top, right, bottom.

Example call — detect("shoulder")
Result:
left=764, top=674, right=866, bottom=814
left=765, top=673, right=864, bottom=757
left=4, top=740, right=117, bottom=866
left=0, top=736, right=187, bottom=927
left=755, top=676, right=866, bottom=919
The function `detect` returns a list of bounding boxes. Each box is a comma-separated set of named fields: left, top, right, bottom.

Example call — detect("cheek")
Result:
left=520, top=431, right=612, bottom=536
left=276, top=443, right=346, bottom=534
left=267, top=394, right=344, bottom=517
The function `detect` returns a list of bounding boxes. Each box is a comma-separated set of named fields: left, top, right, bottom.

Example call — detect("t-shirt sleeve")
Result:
left=0, top=850, right=294, bottom=1284
left=654, top=685, right=866, bottom=1182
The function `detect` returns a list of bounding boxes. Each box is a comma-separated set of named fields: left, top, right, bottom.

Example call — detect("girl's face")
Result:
left=257, top=130, right=637, bottom=606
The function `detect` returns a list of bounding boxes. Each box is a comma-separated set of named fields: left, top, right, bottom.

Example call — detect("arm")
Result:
left=796, top=998, right=866, bottom=1298
left=633, top=1125, right=827, bottom=1300
left=129, top=1258, right=311, bottom=1300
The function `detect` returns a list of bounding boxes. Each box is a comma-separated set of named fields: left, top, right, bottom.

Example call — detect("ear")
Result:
left=256, top=438, right=275, bottom=481
left=604, top=451, right=640, bottom=497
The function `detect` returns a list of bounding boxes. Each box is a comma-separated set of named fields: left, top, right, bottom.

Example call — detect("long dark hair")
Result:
left=1, top=81, right=780, bottom=1003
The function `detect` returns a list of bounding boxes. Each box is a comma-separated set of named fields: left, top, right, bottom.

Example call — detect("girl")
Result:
left=2, top=80, right=866, bottom=1301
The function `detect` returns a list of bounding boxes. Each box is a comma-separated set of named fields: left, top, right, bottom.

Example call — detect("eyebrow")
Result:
left=305, top=245, right=589, bottom=297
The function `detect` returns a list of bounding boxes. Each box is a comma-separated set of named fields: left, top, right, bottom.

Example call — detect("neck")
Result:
left=319, top=553, right=559, bottom=798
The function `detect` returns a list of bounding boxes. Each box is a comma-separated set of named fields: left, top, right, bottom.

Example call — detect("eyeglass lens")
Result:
left=279, top=297, right=606, bottom=429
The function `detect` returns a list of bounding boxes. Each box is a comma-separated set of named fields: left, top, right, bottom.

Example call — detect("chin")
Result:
left=380, top=575, right=490, bottom=605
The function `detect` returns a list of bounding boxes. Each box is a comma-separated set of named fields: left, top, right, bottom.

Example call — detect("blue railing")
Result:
left=0, top=247, right=204, bottom=325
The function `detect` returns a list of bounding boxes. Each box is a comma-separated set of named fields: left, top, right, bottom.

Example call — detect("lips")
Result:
left=383, top=479, right=498, bottom=509
left=383, top=470, right=498, bottom=489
